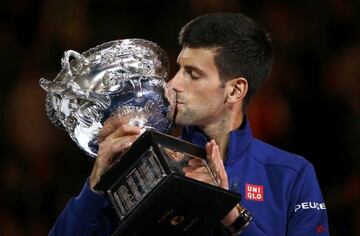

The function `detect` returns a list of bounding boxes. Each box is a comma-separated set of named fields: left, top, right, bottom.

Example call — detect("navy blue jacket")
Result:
left=49, top=119, right=329, bottom=235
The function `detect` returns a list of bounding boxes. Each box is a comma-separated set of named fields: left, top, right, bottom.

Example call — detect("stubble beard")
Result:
left=174, top=105, right=197, bottom=127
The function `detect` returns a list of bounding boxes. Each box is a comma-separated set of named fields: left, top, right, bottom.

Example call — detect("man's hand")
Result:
left=89, top=120, right=141, bottom=192
left=183, top=139, right=241, bottom=227
left=182, top=140, right=227, bottom=186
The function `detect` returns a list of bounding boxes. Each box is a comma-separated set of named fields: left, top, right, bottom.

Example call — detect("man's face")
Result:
left=168, top=47, right=227, bottom=127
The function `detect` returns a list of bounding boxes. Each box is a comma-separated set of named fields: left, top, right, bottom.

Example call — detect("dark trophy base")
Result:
left=95, top=130, right=241, bottom=236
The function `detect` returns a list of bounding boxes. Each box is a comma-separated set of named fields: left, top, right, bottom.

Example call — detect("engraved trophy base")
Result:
left=95, top=130, right=241, bottom=236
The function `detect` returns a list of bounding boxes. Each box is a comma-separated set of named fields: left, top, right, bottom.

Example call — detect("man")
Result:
left=49, top=13, right=329, bottom=235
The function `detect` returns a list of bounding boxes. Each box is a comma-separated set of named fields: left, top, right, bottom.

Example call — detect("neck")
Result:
left=199, top=112, right=244, bottom=160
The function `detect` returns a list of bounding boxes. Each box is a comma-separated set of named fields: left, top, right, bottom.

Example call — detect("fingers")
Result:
left=99, top=119, right=141, bottom=142
left=98, top=129, right=140, bottom=165
left=89, top=123, right=141, bottom=191
left=182, top=139, right=229, bottom=188
left=98, top=118, right=123, bottom=142
left=100, top=136, right=134, bottom=164
left=107, top=124, right=141, bottom=140
left=206, top=140, right=229, bottom=189
left=98, top=123, right=141, bottom=164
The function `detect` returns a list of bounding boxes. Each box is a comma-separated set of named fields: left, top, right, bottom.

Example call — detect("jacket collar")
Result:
left=180, top=116, right=253, bottom=164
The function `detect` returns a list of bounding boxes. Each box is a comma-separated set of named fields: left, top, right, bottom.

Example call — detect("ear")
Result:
left=225, top=77, right=248, bottom=103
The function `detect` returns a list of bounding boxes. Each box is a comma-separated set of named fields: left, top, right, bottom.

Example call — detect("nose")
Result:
left=168, top=70, right=184, bottom=92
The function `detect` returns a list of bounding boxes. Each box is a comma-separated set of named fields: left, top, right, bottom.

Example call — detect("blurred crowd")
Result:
left=0, top=0, right=359, bottom=235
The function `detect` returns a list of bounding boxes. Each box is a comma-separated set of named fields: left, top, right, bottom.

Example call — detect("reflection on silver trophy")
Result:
left=39, top=39, right=175, bottom=157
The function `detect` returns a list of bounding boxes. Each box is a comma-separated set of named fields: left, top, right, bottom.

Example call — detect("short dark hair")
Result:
left=179, top=13, right=273, bottom=107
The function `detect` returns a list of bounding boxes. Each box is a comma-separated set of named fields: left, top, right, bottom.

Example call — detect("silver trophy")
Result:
left=40, top=39, right=240, bottom=235
left=40, top=39, right=175, bottom=157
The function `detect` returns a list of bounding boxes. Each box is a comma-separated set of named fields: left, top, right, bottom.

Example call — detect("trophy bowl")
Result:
left=39, top=39, right=175, bottom=157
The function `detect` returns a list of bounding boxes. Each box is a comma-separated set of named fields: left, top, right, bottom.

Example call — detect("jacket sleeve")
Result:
left=236, top=219, right=267, bottom=236
left=286, top=163, right=329, bottom=236
left=48, top=180, right=110, bottom=236
left=212, top=220, right=267, bottom=236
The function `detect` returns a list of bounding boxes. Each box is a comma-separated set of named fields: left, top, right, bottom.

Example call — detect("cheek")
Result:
left=184, top=80, right=224, bottom=105
left=194, top=90, right=224, bottom=113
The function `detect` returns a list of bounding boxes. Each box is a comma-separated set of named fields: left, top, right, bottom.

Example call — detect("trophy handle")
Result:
left=61, top=50, right=89, bottom=76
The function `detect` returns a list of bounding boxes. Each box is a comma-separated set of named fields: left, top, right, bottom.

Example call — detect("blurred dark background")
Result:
left=0, top=0, right=359, bottom=235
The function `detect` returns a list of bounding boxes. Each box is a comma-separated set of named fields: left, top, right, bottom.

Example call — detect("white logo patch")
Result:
left=294, top=202, right=326, bottom=212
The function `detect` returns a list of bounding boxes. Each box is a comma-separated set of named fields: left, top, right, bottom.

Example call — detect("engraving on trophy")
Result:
left=158, top=209, right=175, bottom=223
left=112, top=147, right=166, bottom=219
left=170, top=215, right=185, bottom=226
left=183, top=217, right=199, bottom=231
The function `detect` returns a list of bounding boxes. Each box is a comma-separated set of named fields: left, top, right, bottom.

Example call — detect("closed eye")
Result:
left=184, top=67, right=201, bottom=80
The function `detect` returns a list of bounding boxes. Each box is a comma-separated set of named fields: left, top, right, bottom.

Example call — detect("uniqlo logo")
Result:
left=245, top=183, right=264, bottom=201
